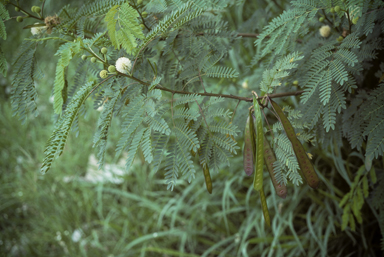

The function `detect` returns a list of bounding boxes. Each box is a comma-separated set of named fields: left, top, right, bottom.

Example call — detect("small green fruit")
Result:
left=142, top=12, right=148, bottom=18
left=330, top=7, right=335, bottom=13
left=337, top=36, right=344, bottom=42
left=91, top=57, right=97, bottom=63
left=15, top=7, right=20, bottom=12
left=319, top=17, right=325, bottom=22
left=16, top=16, right=23, bottom=22
left=140, top=24, right=145, bottom=29
left=108, top=65, right=116, bottom=73
left=31, top=6, right=36, bottom=12
left=81, top=55, right=87, bottom=60
left=34, top=7, right=41, bottom=13
left=334, top=6, right=340, bottom=12
left=352, top=17, right=359, bottom=24
left=293, top=80, right=299, bottom=85
left=137, top=0, right=143, bottom=4
left=101, top=47, right=108, bottom=54
left=99, top=70, right=108, bottom=79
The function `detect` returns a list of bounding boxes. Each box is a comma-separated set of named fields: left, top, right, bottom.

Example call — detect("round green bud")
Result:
left=319, top=17, right=325, bottom=22
left=142, top=12, right=148, bottom=18
left=352, top=17, right=359, bottom=24
left=337, top=36, right=344, bottom=42
left=99, top=70, right=108, bottom=79
left=108, top=65, right=116, bottom=73
left=31, top=6, right=36, bottom=12
left=15, top=7, right=20, bottom=12
left=330, top=7, right=335, bottom=13
left=137, top=0, right=143, bottom=4
left=101, top=47, right=108, bottom=54
left=293, top=80, right=299, bottom=85
left=140, top=24, right=145, bottom=29
left=34, top=7, right=41, bottom=13
left=334, top=6, right=340, bottom=12
left=81, top=55, right=87, bottom=60
left=16, top=16, right=23, bottom=22
left=91, top=57, right=97, bottom=63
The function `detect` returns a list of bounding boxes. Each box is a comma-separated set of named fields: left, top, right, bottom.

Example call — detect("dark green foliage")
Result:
left=2, top=0, right=384, bottom=254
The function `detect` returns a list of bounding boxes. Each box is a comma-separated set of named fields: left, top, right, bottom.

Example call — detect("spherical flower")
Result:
left=319, top=25, right=331, bottom=38
left=115, top=57, right=132, bottom=74
left=31, top=23, right=46, bottom=35
left=99, top=70, right=108, bottom=79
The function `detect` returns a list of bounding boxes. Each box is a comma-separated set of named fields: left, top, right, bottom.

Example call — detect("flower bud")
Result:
left=319, top=17, right=325, bottom=22
left=99, top=70, right=108, bottom=79
left=108, top=65, right=116, bottom=73
left=101, top=47, right=108, bottom=54
left=293, top=80, right=299, bottom=85
left=140, top=24, right=145, bottom=29
left=352, top=17, right=359, bottom=24
left=91, top=57, right=97, bottom=63
left=81, top=55, right=87, bottom=60
left=16, top=16, right=23, bottom=22
left=336, top=36, right=344, bottom=42
left=334, top=6, right=340, bottom=12
left=137, top=0, right=143, bottom=4
left=34, top=7, right=41, bottom=13
left=15, top=7, right=20, bottom=12
left=142, top=12, right=148, bottom=18
left=31, top=6, right=36, bottom=12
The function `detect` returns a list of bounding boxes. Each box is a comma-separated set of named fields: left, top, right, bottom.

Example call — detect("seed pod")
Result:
left=270, top=99, right=319, bottom=189
left=252, top=94, right=264, bottom=191
left=263, top=136, right=287, bottom=199
left=202, top=164, right=212, bottom=194
left=259, top=188, right=271, bottom=227
left=243, top=116, right=254, bottom=176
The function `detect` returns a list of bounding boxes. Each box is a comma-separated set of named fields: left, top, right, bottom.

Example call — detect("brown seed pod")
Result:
left=263, top=136, right=287, bottom=199
left=270, top=99, right=319, bottom=189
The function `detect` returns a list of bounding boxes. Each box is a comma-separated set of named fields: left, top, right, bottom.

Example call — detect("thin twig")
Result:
left=195, top=100, right=211, bottom=134
left=171, top=93, right=175, bottom=127
left=41, top=0, right=46, bottom=17
left=198, top=69, right=207, bottom=93
left=230, top=100, right=241, bottom=123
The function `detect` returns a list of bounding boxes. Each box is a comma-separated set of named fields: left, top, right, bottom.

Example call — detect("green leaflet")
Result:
left=259, top=188, right=271, bottom=227
left=252, top=94, right=264, bottom=191
left=263, top=136, right=287, bottom=199
left=270, top=99, right=319, bottom=189
left=105, top=3, right=144, bottom=54
left=53, top=41, right=81, bottom=114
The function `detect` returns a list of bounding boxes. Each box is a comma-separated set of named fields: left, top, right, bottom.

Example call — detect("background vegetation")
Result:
left=1, top=0, right=383, bottom=256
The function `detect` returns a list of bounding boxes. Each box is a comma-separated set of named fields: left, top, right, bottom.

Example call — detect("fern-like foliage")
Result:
left=53, top=41, right=82, bottom=114
left=10, top=40, right=40, bottom=124
left=105, top=3, right=144, bottom=54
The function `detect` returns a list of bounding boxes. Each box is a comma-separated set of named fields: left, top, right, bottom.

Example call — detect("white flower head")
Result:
left=319, top=25, right=331, bottom=38
left=115, top=57, right=132, bottom=74
left=31, top=23, right=46, bottom=35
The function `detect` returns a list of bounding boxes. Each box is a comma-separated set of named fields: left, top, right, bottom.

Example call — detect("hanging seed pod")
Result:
left=263, top=136, right=287, bottom=199
left=259, top=188, right=271, bottom=227
left=270, top=99, right=319, bottom=189
left=252, top=94, right=264, bottom=191
left=202, top=164, right=212, bottom=194
left=243, top=116, right=254, bottom=176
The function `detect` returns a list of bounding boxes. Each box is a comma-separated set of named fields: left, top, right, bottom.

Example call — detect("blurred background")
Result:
left=0, top=0, right=383, bottom=256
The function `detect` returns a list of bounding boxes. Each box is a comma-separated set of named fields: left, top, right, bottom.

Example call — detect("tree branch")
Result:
left=119, top=73, right=303, bottom=102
